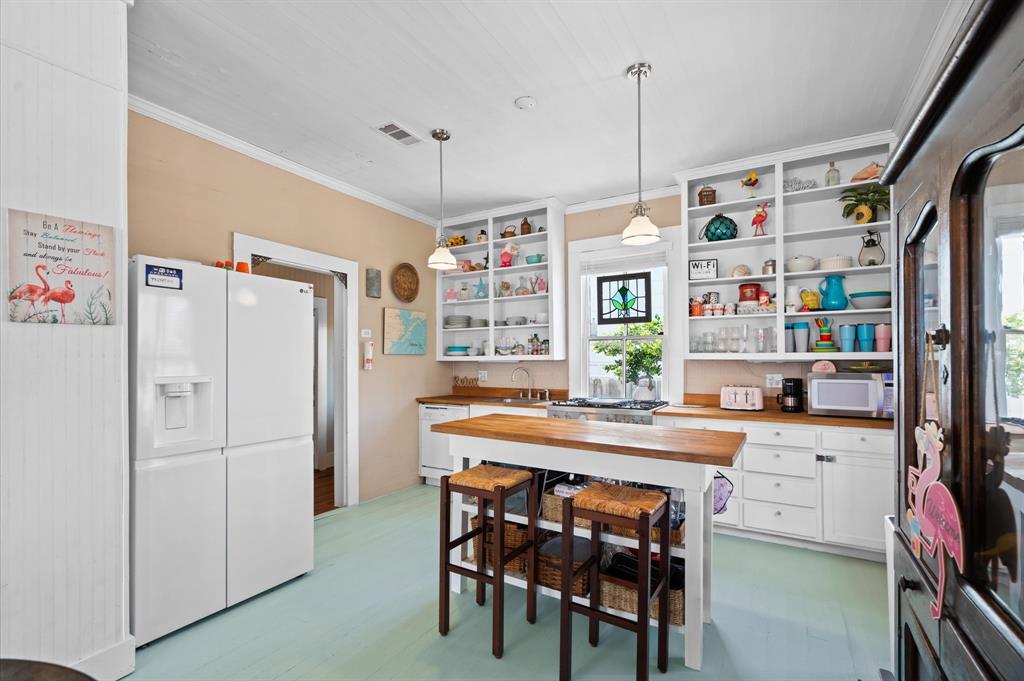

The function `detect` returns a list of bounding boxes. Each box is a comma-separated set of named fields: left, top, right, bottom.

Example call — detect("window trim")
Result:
left=567, top=228, right=683, bottom=403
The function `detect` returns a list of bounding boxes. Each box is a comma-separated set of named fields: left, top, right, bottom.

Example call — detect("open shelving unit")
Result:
left=435, top=198, right=566, bottom=361
left=674, top=133, right=897, bottom=362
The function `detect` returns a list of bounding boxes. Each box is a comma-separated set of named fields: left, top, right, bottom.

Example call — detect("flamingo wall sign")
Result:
left=7, top=209, right=115, bottom=325
left=906, top=421, right=965, bottom=619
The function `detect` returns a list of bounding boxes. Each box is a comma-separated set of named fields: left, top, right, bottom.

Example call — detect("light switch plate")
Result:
left=360, top=328, right=372, bottom=338
left=478, top=370, right=488, bottom=383
left=766, top=373, right=783, bottom=388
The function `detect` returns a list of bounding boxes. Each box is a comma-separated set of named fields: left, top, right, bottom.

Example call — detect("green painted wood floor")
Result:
left=131, top=484, right=889, bottom=680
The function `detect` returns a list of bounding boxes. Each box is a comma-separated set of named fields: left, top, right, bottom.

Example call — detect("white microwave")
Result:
left=806, top=372, right=895, bottom=419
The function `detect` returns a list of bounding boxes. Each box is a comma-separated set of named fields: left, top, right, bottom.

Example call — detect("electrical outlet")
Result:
left=766, top=373, right=784, bottom=388
left=478, top=370, right=488, bottom=383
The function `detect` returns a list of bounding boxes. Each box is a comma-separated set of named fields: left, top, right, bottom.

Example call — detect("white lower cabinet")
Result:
left=655, top=415, right=894, bottom=554
left=820, top=452, right=893, bottom=552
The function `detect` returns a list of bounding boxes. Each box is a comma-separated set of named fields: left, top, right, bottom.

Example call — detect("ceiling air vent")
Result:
left=376, top=121, right=421, bottom=146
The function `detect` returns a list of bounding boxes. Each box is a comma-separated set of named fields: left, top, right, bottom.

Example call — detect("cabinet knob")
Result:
left=774, top=431, right=781, bottom=436
left=773, top=453, right=782, bottom=459
left=774, top=510, right=782, bottom=517
left=773, top=482, right=781, bottom=488
left=860, top=436, right=867, bottom=442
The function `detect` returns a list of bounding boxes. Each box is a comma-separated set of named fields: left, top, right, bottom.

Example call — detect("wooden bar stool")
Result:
left=439, top=463, right=539, bottom=658
left=559, top=482, right=671, bottom=681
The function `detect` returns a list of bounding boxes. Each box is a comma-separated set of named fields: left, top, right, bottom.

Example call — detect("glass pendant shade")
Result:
left=621, top=212, right=660, bottom=245
left=428, top=238, right=457, bottom=270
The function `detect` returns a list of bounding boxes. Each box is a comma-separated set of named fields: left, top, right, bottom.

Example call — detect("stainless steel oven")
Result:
left=806, top=372, right=894, bottom=419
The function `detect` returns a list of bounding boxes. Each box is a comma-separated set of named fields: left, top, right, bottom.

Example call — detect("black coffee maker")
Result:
left=777, top=378, right=803, bottom=413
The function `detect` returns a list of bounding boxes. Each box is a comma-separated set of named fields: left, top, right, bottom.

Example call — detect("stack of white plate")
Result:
left=470, top=318, right=488, bottom=328
left=444, top=315, right=471, bottom=329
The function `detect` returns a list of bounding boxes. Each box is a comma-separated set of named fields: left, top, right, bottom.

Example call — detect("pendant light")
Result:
left=427, top=128, right=457, bottom=271
left=621, top=62, right=661, bottom=246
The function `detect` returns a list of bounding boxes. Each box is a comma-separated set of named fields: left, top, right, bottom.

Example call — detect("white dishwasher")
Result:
left=419, top=403, right=470, bottom=480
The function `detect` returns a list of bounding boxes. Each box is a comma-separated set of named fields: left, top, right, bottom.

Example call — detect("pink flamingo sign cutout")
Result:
left=906, top=422, right=965, bottom=619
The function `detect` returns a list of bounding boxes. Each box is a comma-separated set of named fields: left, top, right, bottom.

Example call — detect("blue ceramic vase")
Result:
left=818, top=274, right=849, bottom=311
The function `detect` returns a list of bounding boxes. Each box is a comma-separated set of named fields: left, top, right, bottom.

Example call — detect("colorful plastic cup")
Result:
left=874, top=323, right=892, bottom=352
left=856, top=323, right=875, bottom=352
left=839, top=324, right=857, bottom=353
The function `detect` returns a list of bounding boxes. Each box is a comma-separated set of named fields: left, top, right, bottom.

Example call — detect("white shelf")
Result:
left=687, top=194, right=770, bottom=219
left=495, top=323, right=549, bottom=329
left=492, top=231, right=549, bottom=248
left=785, top=220, right=891, bottom=244
left=686, top=351, right=894, bottom=361
left=688, top=273, right=775, bottom=286
left=443, top=298, right=490, bottom=306
left=689, top=312, right=776, bottom=321
left=495, top=293, right=548, bottom=303
left=782, top=180, right=882, bottom=205
left=495, top=262, right=548, bottom=274
left=455, top=560, right=685, bottom=633
left=448, top=242, right=488, bottom=255
left=688, top=234, right=776, bottom=253
left=783, top=264, right=892, bottom=279
left=443, top=326, right=490, bottom=332
left=786, top=307, right=892, bottom=317
left=442, top=269, right=492, bottom=280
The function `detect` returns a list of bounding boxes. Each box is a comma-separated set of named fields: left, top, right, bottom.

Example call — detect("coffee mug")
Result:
left=785, top=285, right=802, bottom=305
left=856, top=323, right=875, bottom=352
left=703, top=291, right=720, bottom=305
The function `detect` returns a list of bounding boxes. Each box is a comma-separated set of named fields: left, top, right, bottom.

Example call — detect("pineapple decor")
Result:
left=838, top=185, right=890, bottom=224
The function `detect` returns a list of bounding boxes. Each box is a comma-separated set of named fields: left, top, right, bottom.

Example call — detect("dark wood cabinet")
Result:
left=886, top=1, right=1024, bottom=679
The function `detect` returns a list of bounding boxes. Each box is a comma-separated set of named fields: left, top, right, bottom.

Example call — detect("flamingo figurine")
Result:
left=8, top=264, right=50, bottom=311
left=751, top=202, right=770, bottom=236
left=41, top=280, right=75, bottom=323
left=907, top=422, right=965, bottom=618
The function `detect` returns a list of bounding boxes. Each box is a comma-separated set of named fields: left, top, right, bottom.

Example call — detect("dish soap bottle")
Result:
left=824, top=161, right=840, bottom=187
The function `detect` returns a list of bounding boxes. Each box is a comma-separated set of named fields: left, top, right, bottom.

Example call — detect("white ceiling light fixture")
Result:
left=621, top=62, right=661, bottom=246
left=427, top=128, right=458, bottom=271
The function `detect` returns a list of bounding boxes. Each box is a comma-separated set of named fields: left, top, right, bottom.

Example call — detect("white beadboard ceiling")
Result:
left=127, top=0, right=954, bottom=218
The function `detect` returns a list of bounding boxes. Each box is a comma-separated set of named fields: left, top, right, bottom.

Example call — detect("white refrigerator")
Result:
left=129, top=256, right=314, bottom=645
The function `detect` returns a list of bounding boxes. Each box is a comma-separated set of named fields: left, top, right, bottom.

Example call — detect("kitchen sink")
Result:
left=479, top=397, right=550, bottom=405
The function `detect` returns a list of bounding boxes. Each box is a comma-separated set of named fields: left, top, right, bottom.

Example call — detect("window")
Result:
left=586, top=267, right=665, bottom=399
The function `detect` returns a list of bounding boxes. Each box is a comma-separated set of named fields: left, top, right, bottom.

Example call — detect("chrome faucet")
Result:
left=511, top=367, right=533, bottom=399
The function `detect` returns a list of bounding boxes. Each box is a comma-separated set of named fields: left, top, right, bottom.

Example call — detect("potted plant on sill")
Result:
left=838, top=185, right=890, bottom=224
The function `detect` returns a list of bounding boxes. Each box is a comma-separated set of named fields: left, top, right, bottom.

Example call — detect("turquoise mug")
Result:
left=839, top=325, right=857, bottom=353
left=856, top=323, right=875, bottom=352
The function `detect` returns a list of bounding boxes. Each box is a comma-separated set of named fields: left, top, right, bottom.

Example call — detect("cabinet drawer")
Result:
left=714, top=500, right=740, bottom=526
left=743, top=500, right=817, bottom=538
left=744, top=426, right=816, bottom=449
left=744, top=472, right=817, bottom=508
left=821, top=430, right=894, bottom=455
left=743, top=447, right=817, bottom=478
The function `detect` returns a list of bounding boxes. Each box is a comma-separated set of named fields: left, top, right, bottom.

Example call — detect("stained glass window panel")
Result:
left=596, top=272, right=651, bottom=325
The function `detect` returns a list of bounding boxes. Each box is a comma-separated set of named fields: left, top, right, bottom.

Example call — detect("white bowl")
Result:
left=849, top=292, right=892, bottom=309
left=786, top=255, right=818, bottom=272
left=820, top=254, right=854, bottom=270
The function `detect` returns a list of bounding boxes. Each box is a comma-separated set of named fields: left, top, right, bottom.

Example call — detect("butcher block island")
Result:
left=432, top=414, right=745, bottom=670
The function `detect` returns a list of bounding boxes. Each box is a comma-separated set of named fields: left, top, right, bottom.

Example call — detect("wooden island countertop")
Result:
left=431, top=413, right=745, bottom=468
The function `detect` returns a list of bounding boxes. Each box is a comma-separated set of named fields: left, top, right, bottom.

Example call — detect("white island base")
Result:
left=446, top=434, right=720, bottom=671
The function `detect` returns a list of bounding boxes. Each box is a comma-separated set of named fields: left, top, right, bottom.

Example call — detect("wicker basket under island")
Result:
left=541, top=492, right=685, bottom=545
left=600, top=574, right=684, bottom=627
left=469, top=515, right=530, bottom=574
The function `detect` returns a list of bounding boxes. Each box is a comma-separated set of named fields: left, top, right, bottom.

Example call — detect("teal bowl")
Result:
left=525, top=254, right=544, bottom=264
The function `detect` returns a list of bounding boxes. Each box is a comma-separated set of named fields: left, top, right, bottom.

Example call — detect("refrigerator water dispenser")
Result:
left=153, top=376, right=213, bottom=446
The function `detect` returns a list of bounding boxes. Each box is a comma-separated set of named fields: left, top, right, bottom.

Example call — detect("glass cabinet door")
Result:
left=975, top=147, right=1024, bottom=627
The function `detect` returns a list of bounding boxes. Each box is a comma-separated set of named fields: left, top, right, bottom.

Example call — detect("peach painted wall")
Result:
left=127, top=111, right=451, bottom=501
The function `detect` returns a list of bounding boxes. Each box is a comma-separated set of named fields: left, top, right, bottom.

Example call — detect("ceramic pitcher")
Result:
left=818, top=274, right=849, bottom=310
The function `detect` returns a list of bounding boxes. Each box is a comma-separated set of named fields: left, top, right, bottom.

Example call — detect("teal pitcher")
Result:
left=819, top=274, right=848, bottom=310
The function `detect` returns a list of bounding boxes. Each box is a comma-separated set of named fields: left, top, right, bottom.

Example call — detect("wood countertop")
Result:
left=656, top=394, right=895, bottom=430
left=432, top=414, right=745, bottom=467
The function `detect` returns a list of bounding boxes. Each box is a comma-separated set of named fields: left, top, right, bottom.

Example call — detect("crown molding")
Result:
left=127, top=95, right=436, bottom=227
left=672, top=130, right=896, bottom=184
left=565, top=185, right=678, bottom=215
left=890, top=0, right=974, bottom=138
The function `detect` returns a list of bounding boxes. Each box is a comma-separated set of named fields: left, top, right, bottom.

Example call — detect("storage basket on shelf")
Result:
left=537, top=535, right=591, bottom=596
left=600, top=574, right=684, bottom=627
left=470, top=515, right=529, bottom=574
left=541, top=492, right=591, bottom=529
left=608, top=522, right=685, bottom=546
